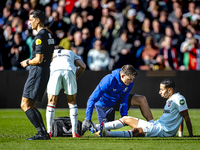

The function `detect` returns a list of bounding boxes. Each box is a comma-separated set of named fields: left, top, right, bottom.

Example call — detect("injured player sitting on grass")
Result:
left=87, top=79, right=193, bottom=137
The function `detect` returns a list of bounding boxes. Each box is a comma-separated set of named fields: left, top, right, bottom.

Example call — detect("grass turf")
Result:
left=0, top=108, right=200, bottom=150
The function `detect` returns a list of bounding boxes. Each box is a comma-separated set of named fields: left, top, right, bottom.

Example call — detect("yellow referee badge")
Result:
left=35, top=39, right=42, bottom=45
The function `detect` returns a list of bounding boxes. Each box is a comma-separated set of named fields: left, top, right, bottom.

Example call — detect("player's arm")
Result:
left=180, top=110, right=193, bottom=137
left=20, top=54, right=44, bottom=68
left=75, top=59, right=86, bottom=79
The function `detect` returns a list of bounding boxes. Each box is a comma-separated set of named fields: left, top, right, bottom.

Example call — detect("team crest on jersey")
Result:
left=168, top=101, right=172, bottom=107
left=35, top=39, right=42, bottom=45
left=123, top=87, right=128, bottom=92
left=180, top=99, right=185, bottom=105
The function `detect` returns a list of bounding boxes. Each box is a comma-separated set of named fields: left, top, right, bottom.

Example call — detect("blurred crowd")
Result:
left=0, top=0, right=200, bottom=71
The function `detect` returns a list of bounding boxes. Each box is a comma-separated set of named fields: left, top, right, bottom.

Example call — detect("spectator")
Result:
left=91, top=26, right=108, bottom=51
left=195, top=6, right=200, bottom=20
left=13, top=0, right=28, bottom=20
left=72, top=0, right=92, bottom=15
left=3, top=24, right=14, bottom=69
left=0, top=28, right=6, bottom=71
left=181, top=37, right=200, bottom=70
left=141, top=18, right=151, bottom=43
left=168, top=5, right=183, bottom=24
left=181, top=16, right=191, bottom=35
left=87, top=39, right=109, bottom=71
left=49, top=11, right=69, bottom=44
left=107, top=1, right=124, bottom=27
left=137, top=36, right=159, bottom=70
left=123, top=0, right=145, bottom=23
left=126, top=20, right=142, bottom=51
left=159, top=36, right=179, bottom=70
left=150, top=19, right=164, bottom=47
left=1, top=7, right=12, bottom=25
left=68, top=15, right=85, bottom=37
left=182, top=2, right=199, bottom=22
left=172, top=21, right=185, bottom=49
left=70, top=31, right=88, bottom=63
left=110, top=29, right=134, bottom=70
left=91, top=0, right=102, bottom=28
left=159, top=26, right=181, bottom=50
left=44, top=5, right=53, bottom=26
left=102, top=15, right=117, bottom=49
left=8, top=32, right=30, bottom=70
left=152, top=55, right=168, bottom=71
left=158, top=10, right=173, bottom=34
left=82, top=27, right=93, bottom=50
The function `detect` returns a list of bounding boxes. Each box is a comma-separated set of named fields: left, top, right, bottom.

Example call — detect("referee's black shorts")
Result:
left=22, top=65, right=50, bottom=102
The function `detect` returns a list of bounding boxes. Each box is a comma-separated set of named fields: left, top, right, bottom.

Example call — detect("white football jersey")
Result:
left=157, top=93, right=188, bottom=137
left=50, top=49, right=81, bottom=75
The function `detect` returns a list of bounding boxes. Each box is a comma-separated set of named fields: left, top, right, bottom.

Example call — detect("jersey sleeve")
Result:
left=174, top=95, right=188, bottom=112
left=85, top=75, right=112, bottom=120
left=34, top=34, right=45, bottom=54
left=74, top=53, right=81, bottom=61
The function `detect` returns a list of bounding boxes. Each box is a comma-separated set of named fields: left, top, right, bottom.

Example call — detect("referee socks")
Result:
left=25, top=108, right=43, bottom=135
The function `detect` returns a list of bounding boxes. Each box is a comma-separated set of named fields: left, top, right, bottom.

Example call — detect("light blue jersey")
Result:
left=138, top=93, right=188, bottom=137
left=157, top=93, right=188, bottom=137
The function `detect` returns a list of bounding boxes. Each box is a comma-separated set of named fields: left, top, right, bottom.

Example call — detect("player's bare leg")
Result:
left=67, top=94, right=81, bottom=137
left=131, top=94, right=154, bottom=122
left=46, top=94, right=58, bottom=137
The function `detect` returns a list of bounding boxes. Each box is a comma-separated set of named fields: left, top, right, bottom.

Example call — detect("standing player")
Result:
left=81, top=65, right=154, bottom=135
left=46, top=46, right=86, bottom=138
left=20, top=10, right=55, bottom=140
left=99, top=79, right=193, bottom=137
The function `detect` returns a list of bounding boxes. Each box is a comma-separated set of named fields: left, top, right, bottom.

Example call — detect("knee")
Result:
left=20, top=101, right=27, bottom=111
left=48, top=100, right=56, bottom=106
left=138, top=96, right=148, bottom=105
left=131, top=128, right=145, bottom=137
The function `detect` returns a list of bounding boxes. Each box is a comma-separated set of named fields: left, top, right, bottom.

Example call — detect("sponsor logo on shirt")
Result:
left=35, top=39, right=42, bottom=45
left=113, top=88, right=117, bottom=91
left=163, top=109, right=170, bottom=113
left=180, top=99, right=185, bottom=105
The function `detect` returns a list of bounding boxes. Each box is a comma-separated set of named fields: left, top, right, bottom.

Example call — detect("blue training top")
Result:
left=85, top=69, right=134, bottom=120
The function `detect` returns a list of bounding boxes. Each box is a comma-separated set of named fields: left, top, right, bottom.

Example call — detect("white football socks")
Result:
left=46, top=104, right=55, bottom=133
left=104, top=119, right=125, bottom=130
left=70, top=104, right=78, bottom=133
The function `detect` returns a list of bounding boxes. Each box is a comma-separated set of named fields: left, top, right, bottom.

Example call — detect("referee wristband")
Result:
left=26, top=60, right=30, bottom=66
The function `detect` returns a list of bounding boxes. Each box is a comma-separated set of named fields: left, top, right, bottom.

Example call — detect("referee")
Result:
left=20, top=10, right=55, bottom=140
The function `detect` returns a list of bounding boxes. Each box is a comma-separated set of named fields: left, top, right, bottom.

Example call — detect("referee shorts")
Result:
left=47, top=69, right=77, bottom=95
left=22, top=65, right=50, bottom=102
left=95, top=94, right=134, bottom=124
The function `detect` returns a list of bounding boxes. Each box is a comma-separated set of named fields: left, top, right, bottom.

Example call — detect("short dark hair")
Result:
left=160, top=79, right=176, bottom=89
left=30, top=10, right=46, bottom=24
left=54, top=45, right=64, bottom=49
left=120, top=65, right=138, bottom=77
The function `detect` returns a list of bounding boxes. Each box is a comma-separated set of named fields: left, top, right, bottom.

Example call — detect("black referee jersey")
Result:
left=22, top=28, right=55, bottom=101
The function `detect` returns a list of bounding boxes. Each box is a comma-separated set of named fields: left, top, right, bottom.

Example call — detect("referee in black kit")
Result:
left=20, top=10, right=55, bottom=140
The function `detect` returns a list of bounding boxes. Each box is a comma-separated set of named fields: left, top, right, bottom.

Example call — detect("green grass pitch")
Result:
left=0, top=108, right=200, bottom=150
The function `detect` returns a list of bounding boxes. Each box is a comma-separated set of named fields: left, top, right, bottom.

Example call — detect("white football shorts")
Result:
left=137, top=119, right=164, bottom=137
left=47, top=70, right=77, bottom=95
